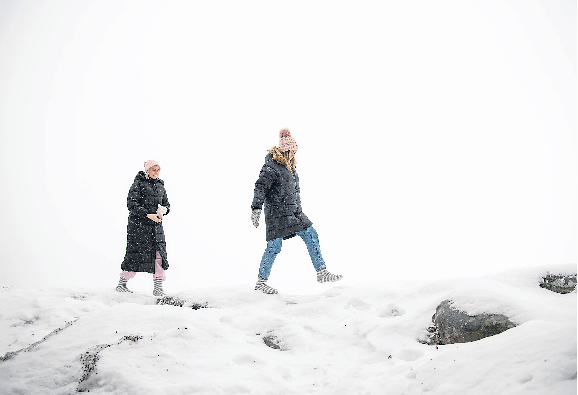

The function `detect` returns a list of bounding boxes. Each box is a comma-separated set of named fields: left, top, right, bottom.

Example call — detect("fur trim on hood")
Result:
left=270, top=146, right=297, bottom=172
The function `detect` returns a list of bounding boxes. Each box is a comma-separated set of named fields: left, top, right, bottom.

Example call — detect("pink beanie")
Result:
left=278, top=129, right=298, bottom=152
left=144, top=160, right=161, bottom=173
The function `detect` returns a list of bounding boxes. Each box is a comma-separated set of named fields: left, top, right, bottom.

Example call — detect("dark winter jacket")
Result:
left=251, top=147, right=312, bottom=241
left=121, top=171, right=170, bottom=273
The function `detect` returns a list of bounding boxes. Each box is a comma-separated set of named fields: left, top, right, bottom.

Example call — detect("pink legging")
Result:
left=120, top=251, right=166, bottom=281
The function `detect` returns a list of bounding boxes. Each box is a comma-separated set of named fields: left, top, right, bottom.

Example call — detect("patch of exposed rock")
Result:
left=156, top=296, right=208, bottom=310
left=424, top=300, right=516, bottom=345
left=77, top=335, right=143, bottom=392
left=262, top=333, right=288, bottom=351
left=1, top=319, right=78, bottom=362
left=539, top=274, right=577, bottom=294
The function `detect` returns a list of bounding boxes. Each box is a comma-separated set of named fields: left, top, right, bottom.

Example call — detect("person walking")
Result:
left=251, top=129, right=342, bottom=294
left=116, top=160, right=170, bottom=296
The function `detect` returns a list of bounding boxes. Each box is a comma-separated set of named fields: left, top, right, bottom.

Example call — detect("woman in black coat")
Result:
left=116, top=160, right=170, bottom=296
left=251, top=129, right=342, bottom=294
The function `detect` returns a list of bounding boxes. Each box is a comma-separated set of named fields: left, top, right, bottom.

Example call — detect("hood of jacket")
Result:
left=135, top=170, right=164, bottom=185
left=268, top=146, right=296, bottom=170
left=269, top=146, right=285, bottom=166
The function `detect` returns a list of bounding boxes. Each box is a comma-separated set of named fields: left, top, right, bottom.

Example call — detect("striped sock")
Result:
left=116, top=277, right=132, bottom=293
left=316, top=268, right=343, bottom=283
left=255, top=278, right=278, bottom=294
left=153, top=278, right=165, bottom=297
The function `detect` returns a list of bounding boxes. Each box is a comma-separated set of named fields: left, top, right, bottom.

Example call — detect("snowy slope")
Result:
left=0, top=264, right=575, bottom=395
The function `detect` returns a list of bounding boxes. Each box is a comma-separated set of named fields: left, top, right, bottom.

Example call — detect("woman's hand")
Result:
left=147, top=213, right=162, bottom=223
left=157, top=204, right=168, bottom=216
left=156, top=205, right=167, bottom=221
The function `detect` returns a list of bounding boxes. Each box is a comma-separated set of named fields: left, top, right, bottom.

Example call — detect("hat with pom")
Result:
left=278, top=128, right=298, bottom=153
left=144, top=159, right=161, bottom=173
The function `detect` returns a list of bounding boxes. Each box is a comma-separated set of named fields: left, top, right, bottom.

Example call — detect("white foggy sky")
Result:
left=0, top=0, right=575, bottom=294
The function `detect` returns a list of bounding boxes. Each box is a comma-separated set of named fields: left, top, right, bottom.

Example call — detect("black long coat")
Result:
left=251, top=151, right=312, bottom=241
left=121, top=171, right=170, bottom=273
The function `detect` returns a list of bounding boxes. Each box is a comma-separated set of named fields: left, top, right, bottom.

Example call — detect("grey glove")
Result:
left=251, top=208, right=261, bottom=228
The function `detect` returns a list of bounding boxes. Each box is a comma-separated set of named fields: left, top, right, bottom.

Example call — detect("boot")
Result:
left=116, top=277, right=132, bottom=293
left=317, top=267, right=343, bottom=283
left=153, top=278, right=165, bottom=297
left=255, top=278, right=278, bottom=294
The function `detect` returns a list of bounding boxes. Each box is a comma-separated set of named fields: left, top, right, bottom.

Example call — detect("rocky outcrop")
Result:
left=539, top=274, right=577, bottom=294
left=424, top=300, right=516, bottom=345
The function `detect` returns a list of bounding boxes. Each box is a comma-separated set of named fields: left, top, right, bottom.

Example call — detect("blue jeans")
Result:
left=258, top=226, right=326, bottom=280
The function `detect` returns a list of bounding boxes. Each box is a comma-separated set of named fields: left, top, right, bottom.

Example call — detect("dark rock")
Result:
left=539, top=274, right=577, bottom=294
left=0, top=352, right=17, bottom=362
left=79, top=344, right=110, bottom=385
left=425, top=300, right=516, bottom=345
left=262, top=334, right=287, bottom=351
left=0, top=319, right=78, bottom=363
left=121, top=335, right=142, bottom=342
left=77, top=335, right=143, bottom=392
left=156, top=296, right=185, bottom=307
left=156, top=296, right=208, bottom=310
left=190, top=302, right=208, bottom=310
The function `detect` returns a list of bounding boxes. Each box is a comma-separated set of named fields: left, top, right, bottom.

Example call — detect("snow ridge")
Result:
left=0, top=264, right=575, bottom=395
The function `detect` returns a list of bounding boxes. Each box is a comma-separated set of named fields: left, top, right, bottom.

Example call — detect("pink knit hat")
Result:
left=144, top=160, right=161, bottom=173
left=278, top=128, right=298, bottom=152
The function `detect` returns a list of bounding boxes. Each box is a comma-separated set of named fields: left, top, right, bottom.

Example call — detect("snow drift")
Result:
left=0, top=264, right=575, bottom=394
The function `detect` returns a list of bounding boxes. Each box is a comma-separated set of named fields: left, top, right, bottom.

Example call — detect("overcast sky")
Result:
left=0, top=0, right=575, bottom=294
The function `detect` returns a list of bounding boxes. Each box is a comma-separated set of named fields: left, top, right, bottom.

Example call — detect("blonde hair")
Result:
left=270, top=146, right=297, bottom=173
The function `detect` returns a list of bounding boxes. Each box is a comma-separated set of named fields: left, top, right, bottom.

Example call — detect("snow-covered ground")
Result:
left=0, top=264, right=575, bottom=395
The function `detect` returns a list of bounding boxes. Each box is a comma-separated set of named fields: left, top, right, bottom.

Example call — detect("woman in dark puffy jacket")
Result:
left=116, top=160, right=170, bottom=296
left=251, top=129, right=342, bottom=294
